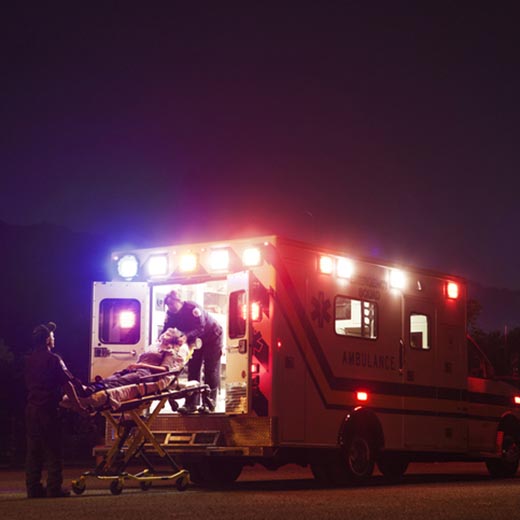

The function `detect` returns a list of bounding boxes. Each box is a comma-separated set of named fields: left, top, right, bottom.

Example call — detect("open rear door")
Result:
left=90, top=281, right=150, bottom=380
left=225, top=271, right=252, bottom=414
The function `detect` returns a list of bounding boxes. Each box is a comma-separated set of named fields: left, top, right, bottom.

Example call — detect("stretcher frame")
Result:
left=70, top=374, right=213, bottom=495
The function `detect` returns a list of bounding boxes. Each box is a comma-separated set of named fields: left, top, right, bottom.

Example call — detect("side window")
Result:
left=410, top=313, right=430, bottom=350
left=99, top=298, right=141, bottom=344
left=229, top=290, right=247, bottom=339
left=335, top=296, right=377, bottom=339
left=467, top=338, right=495, bottom=379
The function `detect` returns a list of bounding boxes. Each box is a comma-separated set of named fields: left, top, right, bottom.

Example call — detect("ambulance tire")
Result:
left=377, top=453, right=409, bottom=481
left=485, top=431, right=520, bottom=478
left=340, top=432, right=376, bottom=483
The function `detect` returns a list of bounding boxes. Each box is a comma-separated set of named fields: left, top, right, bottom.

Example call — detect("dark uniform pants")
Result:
left=185, top=344, right=222, bottom=408
left=25, top=404, right=63, bottom=494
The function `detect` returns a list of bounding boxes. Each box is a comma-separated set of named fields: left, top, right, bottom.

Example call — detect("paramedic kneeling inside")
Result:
left=162, top=290, right=223, bottom=413
left=24, top=322, right=84, bottom=498
left=77, top=328, right=187, bottom=396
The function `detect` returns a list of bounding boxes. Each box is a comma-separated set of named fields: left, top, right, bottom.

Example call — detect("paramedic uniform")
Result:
left=24, top=349, right=73, bottom=497
left=162, top=301, right=223, bottom=409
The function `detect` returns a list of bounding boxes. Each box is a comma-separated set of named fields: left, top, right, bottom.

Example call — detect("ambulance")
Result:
left=90, top=235, right=520, bottom=485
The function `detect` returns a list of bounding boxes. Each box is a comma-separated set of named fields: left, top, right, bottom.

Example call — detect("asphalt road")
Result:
left=1, top=462, right=520, bottom=520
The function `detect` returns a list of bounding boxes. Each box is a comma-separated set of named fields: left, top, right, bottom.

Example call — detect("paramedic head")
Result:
left=32, top=321, right=57, bottom=350
left=162, top=290, right=223, bottom=413
left=164, top=290, right=184, bottom=313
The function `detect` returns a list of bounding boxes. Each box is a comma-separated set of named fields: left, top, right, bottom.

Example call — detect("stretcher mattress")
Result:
left=61, top=373, right=177, bottom=412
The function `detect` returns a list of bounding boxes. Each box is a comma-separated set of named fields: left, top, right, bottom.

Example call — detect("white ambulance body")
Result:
left=90, top=235, right=520, bottom=484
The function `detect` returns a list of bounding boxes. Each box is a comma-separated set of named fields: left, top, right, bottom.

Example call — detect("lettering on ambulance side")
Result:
left=342, top=351, right=396, bottom=371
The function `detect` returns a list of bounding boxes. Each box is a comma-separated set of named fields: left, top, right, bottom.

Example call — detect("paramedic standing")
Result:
left=162, top=290, right=223, bottom=413
left=24, top=322, right=84, bottom=498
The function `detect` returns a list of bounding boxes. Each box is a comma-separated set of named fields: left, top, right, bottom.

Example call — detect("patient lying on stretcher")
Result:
left=76, top=328, right=189, bottom=397
left=62, top=328, right=190, bottom=411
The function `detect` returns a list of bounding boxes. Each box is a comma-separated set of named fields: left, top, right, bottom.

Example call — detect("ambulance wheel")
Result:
left=377, top=453, right=409, bottom=481
left=110, top=479, right=124, bottom=495
left=71, top=479, right=86, bottom=495
left=340, top=432, right=375, bottom=483
left=486, top=431, right=520, bottom=478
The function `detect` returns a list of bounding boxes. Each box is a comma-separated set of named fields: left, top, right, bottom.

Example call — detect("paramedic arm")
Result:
left=63, top=381, right=88, bottom=414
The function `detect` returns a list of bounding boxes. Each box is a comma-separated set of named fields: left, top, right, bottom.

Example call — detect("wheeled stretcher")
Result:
left=67, top=371, right=213, bottom=495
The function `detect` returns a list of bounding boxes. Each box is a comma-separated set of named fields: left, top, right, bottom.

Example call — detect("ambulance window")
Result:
left=229, top=290, right=247, bottom=338
left=335, top=296, right=377, bottom=339
left=99, top=298, right=141, bottom=344
left=467, top=338, right=495, bottom=379
left=410, top=313, right=430, bottom=350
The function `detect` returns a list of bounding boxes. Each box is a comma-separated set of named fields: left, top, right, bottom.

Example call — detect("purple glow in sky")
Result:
left=2, top=3, right=520, bottom=289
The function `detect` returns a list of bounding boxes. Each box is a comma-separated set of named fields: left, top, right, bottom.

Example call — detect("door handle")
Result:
left=399, top=339, right=405, bottom=375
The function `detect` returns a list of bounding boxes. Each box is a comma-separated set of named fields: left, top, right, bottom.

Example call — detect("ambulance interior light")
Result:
left=147, top=254, right=169, bottom=276
left=514, top=396, right=520, bottom=406
left=117, top=254, right=139, bottom=279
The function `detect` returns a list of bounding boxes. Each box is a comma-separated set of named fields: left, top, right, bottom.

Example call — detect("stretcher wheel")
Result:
left=176, top=474, right=189, bottom=491
left=110, top=479, right=124, bottom=495
left=71, top=479, right=86, bottom=495
left=140, top=480, right=152, bottom=491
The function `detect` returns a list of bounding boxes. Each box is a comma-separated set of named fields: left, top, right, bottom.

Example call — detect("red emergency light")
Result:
left=356, top=391, right=368, bottom=402
left=446, top=282, right=459, bottom=299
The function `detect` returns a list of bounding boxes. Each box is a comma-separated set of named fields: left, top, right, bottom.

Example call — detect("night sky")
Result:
left=3, top=3, right=520, bottom=290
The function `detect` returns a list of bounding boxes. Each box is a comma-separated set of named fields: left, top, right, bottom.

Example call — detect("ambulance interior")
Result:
left=150, top=280, right=228, bottom=413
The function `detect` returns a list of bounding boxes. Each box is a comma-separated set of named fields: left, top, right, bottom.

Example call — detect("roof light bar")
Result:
left=117, top=254, right=139, bottom=279
left=209, top=248, right=230, bottom=271
left=319, top=255, right=334, bottom=274
left=337, top=257, right=354, bottom=279
left=389, top=268, right=406, bottom=290
left=179, top=253, right=197, bottom=273
left=242, top=247, right=262, bottom=267
left=147, top=254, right=168, bottom=276
left=446, top=282, right=459, bottom=299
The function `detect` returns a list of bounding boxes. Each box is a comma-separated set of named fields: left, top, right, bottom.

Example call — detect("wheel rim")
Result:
left=503, top=434, right=520, bottom=464
left=348, top=436, right=371, bottom=477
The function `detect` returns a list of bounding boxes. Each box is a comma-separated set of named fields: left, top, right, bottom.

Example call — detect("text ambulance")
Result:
left=90, top=235, right=520, bottom=485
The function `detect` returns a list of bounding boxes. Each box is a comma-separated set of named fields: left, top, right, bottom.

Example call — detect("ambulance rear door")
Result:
left=90, top=281, right=150, bottom=380
left=225, top=271, right=252, bottom=414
